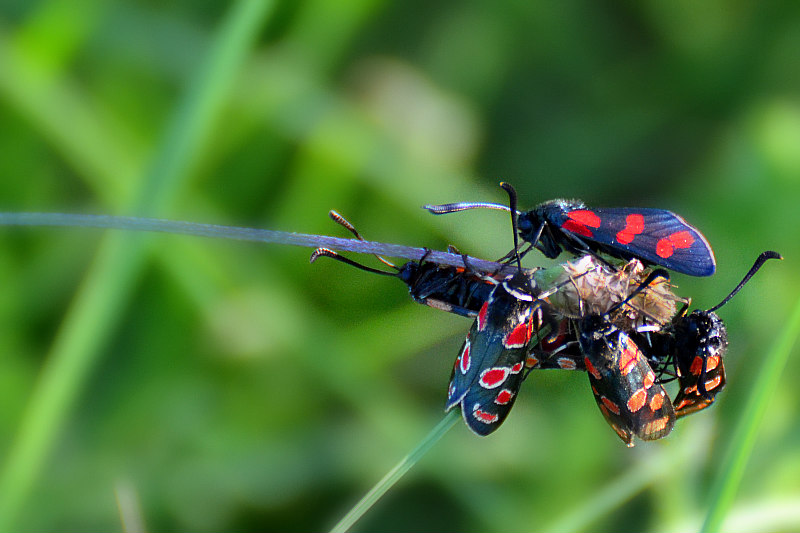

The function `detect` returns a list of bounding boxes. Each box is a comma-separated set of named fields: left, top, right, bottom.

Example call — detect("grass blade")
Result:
left=701, top=298, right=800, bottom=532
left=0, top=212, right=509, bottom=272
left=330, top=410, right=459, bottom=533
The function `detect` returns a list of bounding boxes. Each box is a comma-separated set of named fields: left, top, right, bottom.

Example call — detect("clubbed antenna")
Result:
left=422, top=201, right=514, bottom=214
left=309, top=248, right=398, bottom=277
left=499, top=182, right=523, bottom=271
left=707, top=251, right=782, bottom=312
left=328, top=210, right=396, bottom=269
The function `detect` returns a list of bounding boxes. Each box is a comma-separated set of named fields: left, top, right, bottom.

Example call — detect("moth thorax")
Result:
left=675, top=310, right=729, bottom=360
left=578, top=315, right=618, bottom=350
left=501, top=271, right=536, bottom=301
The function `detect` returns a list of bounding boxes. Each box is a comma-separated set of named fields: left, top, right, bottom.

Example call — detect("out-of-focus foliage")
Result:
left=1, top=1, right=799, bottom=531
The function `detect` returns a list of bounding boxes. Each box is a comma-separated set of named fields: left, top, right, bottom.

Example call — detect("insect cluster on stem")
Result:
left=312, top=183, right=781, bottom=445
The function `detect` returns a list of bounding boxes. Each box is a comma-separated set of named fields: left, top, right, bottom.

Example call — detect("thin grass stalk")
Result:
left=701, top=298, right=800, bottom=533
left=330, top=320, right=562, bottom=532
left=330, top=410, right=460, bottom=533
left=0, top=212, right=511, bottom=274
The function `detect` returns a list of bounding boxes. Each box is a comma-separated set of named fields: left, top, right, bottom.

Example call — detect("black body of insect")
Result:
left=424, top=183, right=716, bottom=277
left=575, top=269, right=677, bottom=446
left=579, top=313, right=676, bottom=446
left=633, top=250, right=781, bottom=418
left=310, top=210, right=498, bottom=317
left=446, top=270, right=545, bottom=435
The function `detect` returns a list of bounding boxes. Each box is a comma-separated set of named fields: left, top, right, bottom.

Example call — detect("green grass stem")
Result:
left=330, top=410, right=459, bottom=533
left=701, top=297, right=800, bottom=532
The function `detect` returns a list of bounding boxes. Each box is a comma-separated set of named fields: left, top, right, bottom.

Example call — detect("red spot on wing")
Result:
left=459, top=343, right=471, bottom=375
left=618, top=344, right=638, bottom=376
left=477, top=301, right=490, bottom=331
left=705, top=355, right=720, bottom=372
left=505, top=319, right=533, bottom=348
left=705, top=375, right=723, bottom=391
left=601, top=396, right=621, bottom=415
left=495, top=389, right=514, bottom=405
left=526, top=355, right=540, bottom=368
left=558, top=357, right=577, bottom=370
left=562, top=210, right=602, bottom=238
left=480, top=367, right=510, bottom=388
left=562, top=220, right=593, bottom=237
left=656, top=231, right=696, bottom=258
left=644, top=416, right=670, bottom=434
left=649, top=392, right=664, bottom=411
left=643, top=370, right=656, bottom=389
left=615, top=214, right=645, bottom=245
left=510, top=361, right=524, bottom=374
left=656, top=240, right=673, bottom=258
left=689, top=355, right=704, bottom=376
left=627, top=388, right=647, bottom=413
left=473, top=406, right=499, bottom=424
left=585, top=356, right=602, bottom=380
left=670, top=231, right=695, bottom=248
left=567, top=210, right=602, bottom=227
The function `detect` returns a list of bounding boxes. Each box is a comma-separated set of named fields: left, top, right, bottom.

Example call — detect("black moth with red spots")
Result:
left=311, top=246, right=498, bottom=318
left=579, top=314, right=675, bottom=446
left=633, top=251, right=781, bottom=418
left=662, top=311, right=728, bottom=418
left=446, top=271, right=546, bottom=436
left=310, top=210, right=501, bottom=318
left=425, top=185, right=717, bottom=277
left=313, top=203, right=779, bottom=442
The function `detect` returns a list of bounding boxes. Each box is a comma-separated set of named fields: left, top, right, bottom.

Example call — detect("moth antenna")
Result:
left=309, top=248, right=399, bottom=277
left=423, top=202, right=518, bottom=214
left=499, top=182, right=523, bottom=272
left=328, top=210, right=397, bottom=269
left=707, top=251, right=782, bottom=312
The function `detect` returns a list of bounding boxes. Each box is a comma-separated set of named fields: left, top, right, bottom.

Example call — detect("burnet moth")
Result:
left=576, top=270, right=677, bottom=446
left=310, top=210, right=497, bottom=318
left=634, top=250, right=781, bottom=418
left=424, top=183, right=717, bottom=277
left=309, top=207, right=569, bottom=436
left=445, top=187, right=568, bottom=435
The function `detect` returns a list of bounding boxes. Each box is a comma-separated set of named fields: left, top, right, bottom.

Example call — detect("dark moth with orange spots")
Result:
left=632, top=251, right=781, bottom=419
left=637, top=310, right=728, bottom=419
left=579, top=314, right=675, bottom=446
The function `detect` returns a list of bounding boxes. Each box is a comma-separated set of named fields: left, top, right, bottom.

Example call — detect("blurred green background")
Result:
left=1, top=1, right=799, bottom=531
